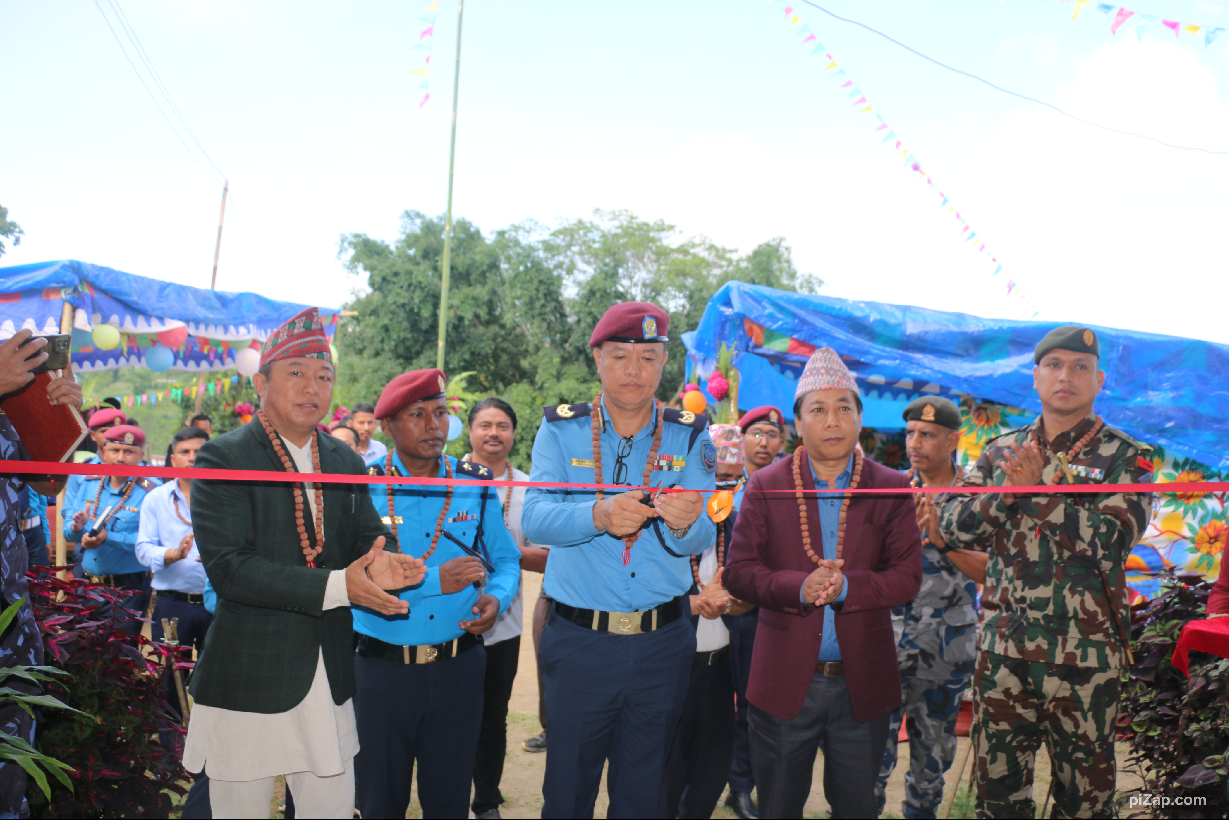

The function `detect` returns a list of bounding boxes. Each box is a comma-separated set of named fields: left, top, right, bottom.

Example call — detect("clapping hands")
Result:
left=802, top=558, right=844, bottom=607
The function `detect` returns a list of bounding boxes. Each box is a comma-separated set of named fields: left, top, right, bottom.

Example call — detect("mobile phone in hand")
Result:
left=19, top=334, right=71, bottom=374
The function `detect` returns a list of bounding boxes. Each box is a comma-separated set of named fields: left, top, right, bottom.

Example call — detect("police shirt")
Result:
left=521, top=395, right=717, bottom=612
left=63, top=474, right=156, bottom=576
left=352, top=453, right=520, bottom=647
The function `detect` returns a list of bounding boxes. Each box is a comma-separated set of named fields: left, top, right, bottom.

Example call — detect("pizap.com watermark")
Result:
left=1128, top=794, right=1207, bottom=809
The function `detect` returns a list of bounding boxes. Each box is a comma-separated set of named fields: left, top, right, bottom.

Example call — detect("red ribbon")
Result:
left=4, top=459, right=1226, bottom=496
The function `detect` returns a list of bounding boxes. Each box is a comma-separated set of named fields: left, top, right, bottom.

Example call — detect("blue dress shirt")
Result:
left=352, top=453, right=521, bottom=646
left=798, top=453, right=854, bottom=662
left=63, top=474, right=153, bottom=576
left=135, top=480, right=208, bottom=593
left=521, top=396, right=716, bottom=611
left=360, top=438, right=389, bottom=466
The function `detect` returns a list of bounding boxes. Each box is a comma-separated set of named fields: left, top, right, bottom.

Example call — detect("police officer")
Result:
left=724, top=405, right=785, bottom=820
left=522, top=301, right=716, bottom=819
left=940, top=326, right=1153, bottom=818
left=62, top=425, right=157, bottom=635
left=351, top=369, right=521, bottom=820
left=876, top=397, right=987, bottom=819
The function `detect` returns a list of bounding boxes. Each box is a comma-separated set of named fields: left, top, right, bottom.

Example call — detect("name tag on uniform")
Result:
left=1071, top=465, right=1105, bottom=480
left=570, top=458, right=596, bottom=468
left=653, top=454, right=685, bottom=472
left=381, top=516, right=403, bottom=525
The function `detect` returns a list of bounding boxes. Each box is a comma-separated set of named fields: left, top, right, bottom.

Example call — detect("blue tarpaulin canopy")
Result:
left=0, top=260, right=337, bottom=372
left=685, top=282, right=1229, bottom=472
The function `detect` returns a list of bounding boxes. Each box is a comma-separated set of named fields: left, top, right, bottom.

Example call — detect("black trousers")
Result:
left=354, top=643, right=486, bottom=819
left=473, top=634, right=520, bottom=815
left=151, top=594, right=213, bottom=721
left=726, top=608, right=758, bottom=793
left=748, top=673, right=891, bottom=819
left=21, top=525, right=48, bottom=568
left=540, top=610, right=695, bottom=819
left=660, top=651, right=736, bottom=819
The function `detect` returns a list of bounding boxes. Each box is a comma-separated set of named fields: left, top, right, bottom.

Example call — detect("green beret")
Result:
left=1034, top=325, right=1100, bottom=364
left=902, top=396, right=961, bottom=430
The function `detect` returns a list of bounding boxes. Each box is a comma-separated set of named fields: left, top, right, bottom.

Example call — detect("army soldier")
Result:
left=522, top=301, right=715, bottom=818
left=876, top=397, right=987, bottom=819
left=63, top=425, right=158, bottom=635
left=939, top=326, right=1152, bottom=819
left=352, top=369, right=521, bottom=819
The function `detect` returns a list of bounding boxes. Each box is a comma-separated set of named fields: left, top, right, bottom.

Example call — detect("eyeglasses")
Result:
left=612, top=436, right=634, bottom=485
left=748, top=430, right=781, bottom=442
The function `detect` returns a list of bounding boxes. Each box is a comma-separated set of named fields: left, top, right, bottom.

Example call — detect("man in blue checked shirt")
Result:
left=522, top=302, right=715, bottom=819
left=351, top=368, right=520, bottom=820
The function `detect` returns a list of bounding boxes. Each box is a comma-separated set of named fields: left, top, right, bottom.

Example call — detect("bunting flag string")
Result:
left=412, top=0, right=439, bottom=108
left=106, top=376, right=244, bottom=409
left=1053, top=0, right=1224, bottom=47
left=769, top=1, right=1041, bottom=317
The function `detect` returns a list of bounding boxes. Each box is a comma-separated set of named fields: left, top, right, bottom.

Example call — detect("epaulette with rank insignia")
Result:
left=135, top=477, right=159, bottom=492
left=1102, top=424, right=1153, bottom=454
left=544, top=403, right=591, bottom=422
left=664, top=408, right=709, bottom=431
left=456, top=460, right=495, bottom=480
left=367, top=463, right=385, bottom=477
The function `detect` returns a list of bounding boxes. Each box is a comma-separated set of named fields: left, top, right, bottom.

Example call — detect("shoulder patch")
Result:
left=665, top=408, right=709, bottom=430
left=544, top=402, right=591, bottom=422
left=456, top=460, right=495, bottom=480
left=367, top=463, right=385, bottom=477
left=1103, top=425, right=1153, bottom=453
left=135, top=477, right=159, bottom=492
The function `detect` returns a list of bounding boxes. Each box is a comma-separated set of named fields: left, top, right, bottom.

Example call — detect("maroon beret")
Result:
left=588, top=302, right=669, bottom=348
left=103, top=425, right=145, bottom=447
left=375, top=369, right=448, bottom=420
left=88, top=408, right=127, bottom=429
left=738, top=405, right=785, bottom=433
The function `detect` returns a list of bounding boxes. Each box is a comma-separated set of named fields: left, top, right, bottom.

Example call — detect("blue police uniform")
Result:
left=352, top=453, right=520, bottom=819
left=17, top=485, right=48, bottom=568
left=62, top=472, right=157, bottom=634
left=522, top=396, right=716, bottom=818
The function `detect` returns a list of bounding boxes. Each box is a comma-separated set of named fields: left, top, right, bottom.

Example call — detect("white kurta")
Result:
left=183, top=437, right=359, bottom=781
left=694, top=543, right=730, bottom=653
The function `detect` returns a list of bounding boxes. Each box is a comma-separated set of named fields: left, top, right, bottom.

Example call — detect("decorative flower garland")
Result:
left=591, top=392, right=665, bottom=566
left=792, top=445, right=864, bottom=567
left=385, top=450, right=453, bottom=561
left=258, top=410, right=325, bottom=568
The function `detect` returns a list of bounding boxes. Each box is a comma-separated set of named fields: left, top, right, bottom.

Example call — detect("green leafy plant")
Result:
left=1119, top=568, right=1229, bottom=818
left=0, top=596, right=84, bottom=802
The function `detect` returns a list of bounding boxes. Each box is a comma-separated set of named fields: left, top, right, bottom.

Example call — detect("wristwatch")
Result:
left=668, top=523, right=692, bottom=539
left=936, top=543, right=956, bottom=555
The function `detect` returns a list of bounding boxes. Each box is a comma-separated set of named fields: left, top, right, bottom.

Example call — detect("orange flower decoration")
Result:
left=1195, top=520, right=1227, bottom=557
left=1172, top=469, right=1207, bottom=504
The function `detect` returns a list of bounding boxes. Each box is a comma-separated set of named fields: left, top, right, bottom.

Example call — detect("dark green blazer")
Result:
left=189, top=421, right=396, bottom=713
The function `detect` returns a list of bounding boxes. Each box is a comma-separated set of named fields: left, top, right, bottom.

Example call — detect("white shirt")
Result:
left=135, top=480, right=208, bottom=593
left=358, top=438, right=388, bottom=466
left=463, top=458, right=545, bottom=646
left=694, top=543, right=730, bottom=653
left=182, top=435, right=358, bottom=781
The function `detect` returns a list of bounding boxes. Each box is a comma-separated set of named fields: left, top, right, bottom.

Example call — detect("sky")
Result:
left=2, top=0, right=1227, bottom=342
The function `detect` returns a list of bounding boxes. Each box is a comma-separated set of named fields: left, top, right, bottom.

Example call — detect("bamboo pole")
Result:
left=195, top=181, right=228, bottom=415
left=435, top=0, right=465, bottom=371
left=55, top=302, right=73, bottom=579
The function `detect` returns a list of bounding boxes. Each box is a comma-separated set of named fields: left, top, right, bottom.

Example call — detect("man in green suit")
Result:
left=183, top=308, right=425, bottom=819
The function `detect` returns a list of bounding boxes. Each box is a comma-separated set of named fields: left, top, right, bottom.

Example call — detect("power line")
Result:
left=797, top=0, right=1229, bottom=156
left=106, top=0, right=228, bottom=181
left=92, top=0, right=227, bottom=183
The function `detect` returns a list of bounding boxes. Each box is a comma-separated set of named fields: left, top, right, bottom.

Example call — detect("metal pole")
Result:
left=196, top=181, right=227, bottom=414
left=436, top=0, right=465, bottom=370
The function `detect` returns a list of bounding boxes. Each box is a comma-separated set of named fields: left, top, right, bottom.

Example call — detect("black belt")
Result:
left=86, top=571, right=151, bottom=588
left=554, top=595, right=688, bottom=635
left=816, top=661, right=845, bottom=677
left=694, top=646, right=730, bottom=666
left=355, top=632, right=481, bottom=665
left=158, top=590, right=206, bottom=605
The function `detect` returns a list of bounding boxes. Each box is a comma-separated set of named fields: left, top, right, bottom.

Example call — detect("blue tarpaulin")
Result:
left=686, top=282, right=1229, bottom=472
left=0, top=260, right=337, bottom=372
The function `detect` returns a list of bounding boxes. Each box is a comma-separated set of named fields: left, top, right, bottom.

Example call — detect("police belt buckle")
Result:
left=600, top=610, right=655, bottom=635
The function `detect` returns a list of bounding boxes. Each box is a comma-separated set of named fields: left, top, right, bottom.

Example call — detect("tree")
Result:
left=0, top=204, right=23, bottom=258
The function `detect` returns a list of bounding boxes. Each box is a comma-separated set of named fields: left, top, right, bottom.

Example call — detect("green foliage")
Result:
left=336, top=209, right=820, bottom=470
left=173, top=377, right=255, bottom=439
left=1119, top=569, right=1229, bottom=817
left=0, top=204, right=23, bottom=257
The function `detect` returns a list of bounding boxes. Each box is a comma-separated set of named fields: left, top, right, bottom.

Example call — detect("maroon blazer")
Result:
left=724, top=454, right=922, bottom=722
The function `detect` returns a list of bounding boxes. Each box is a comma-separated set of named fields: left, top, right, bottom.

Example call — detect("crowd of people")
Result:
left=0, top=299, right=1179, bottom=819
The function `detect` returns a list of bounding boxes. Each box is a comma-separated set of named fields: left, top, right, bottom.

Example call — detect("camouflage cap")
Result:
left=902, top=396, right=961, bottom=430
left=1034, top=325, right=1100, bottom=364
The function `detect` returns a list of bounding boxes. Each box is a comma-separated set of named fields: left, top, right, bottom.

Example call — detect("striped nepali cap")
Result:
left=794, top=346, right=859, bottom=400
left=260, top=307, right=332, bottom=368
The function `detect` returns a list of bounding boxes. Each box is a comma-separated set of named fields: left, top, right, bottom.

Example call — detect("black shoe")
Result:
left=521, top=731, right=547, bottom=753
left=474, top=810, right=501, bottom=819
left=725, top=790, right=758, bottom=819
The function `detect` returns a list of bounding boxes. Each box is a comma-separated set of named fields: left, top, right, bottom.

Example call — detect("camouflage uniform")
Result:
left=0, top=415, right=44, bottom=816
left=939, top=414, right=1151, bottom=819
left=875, top=485, right=978, bottom=819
